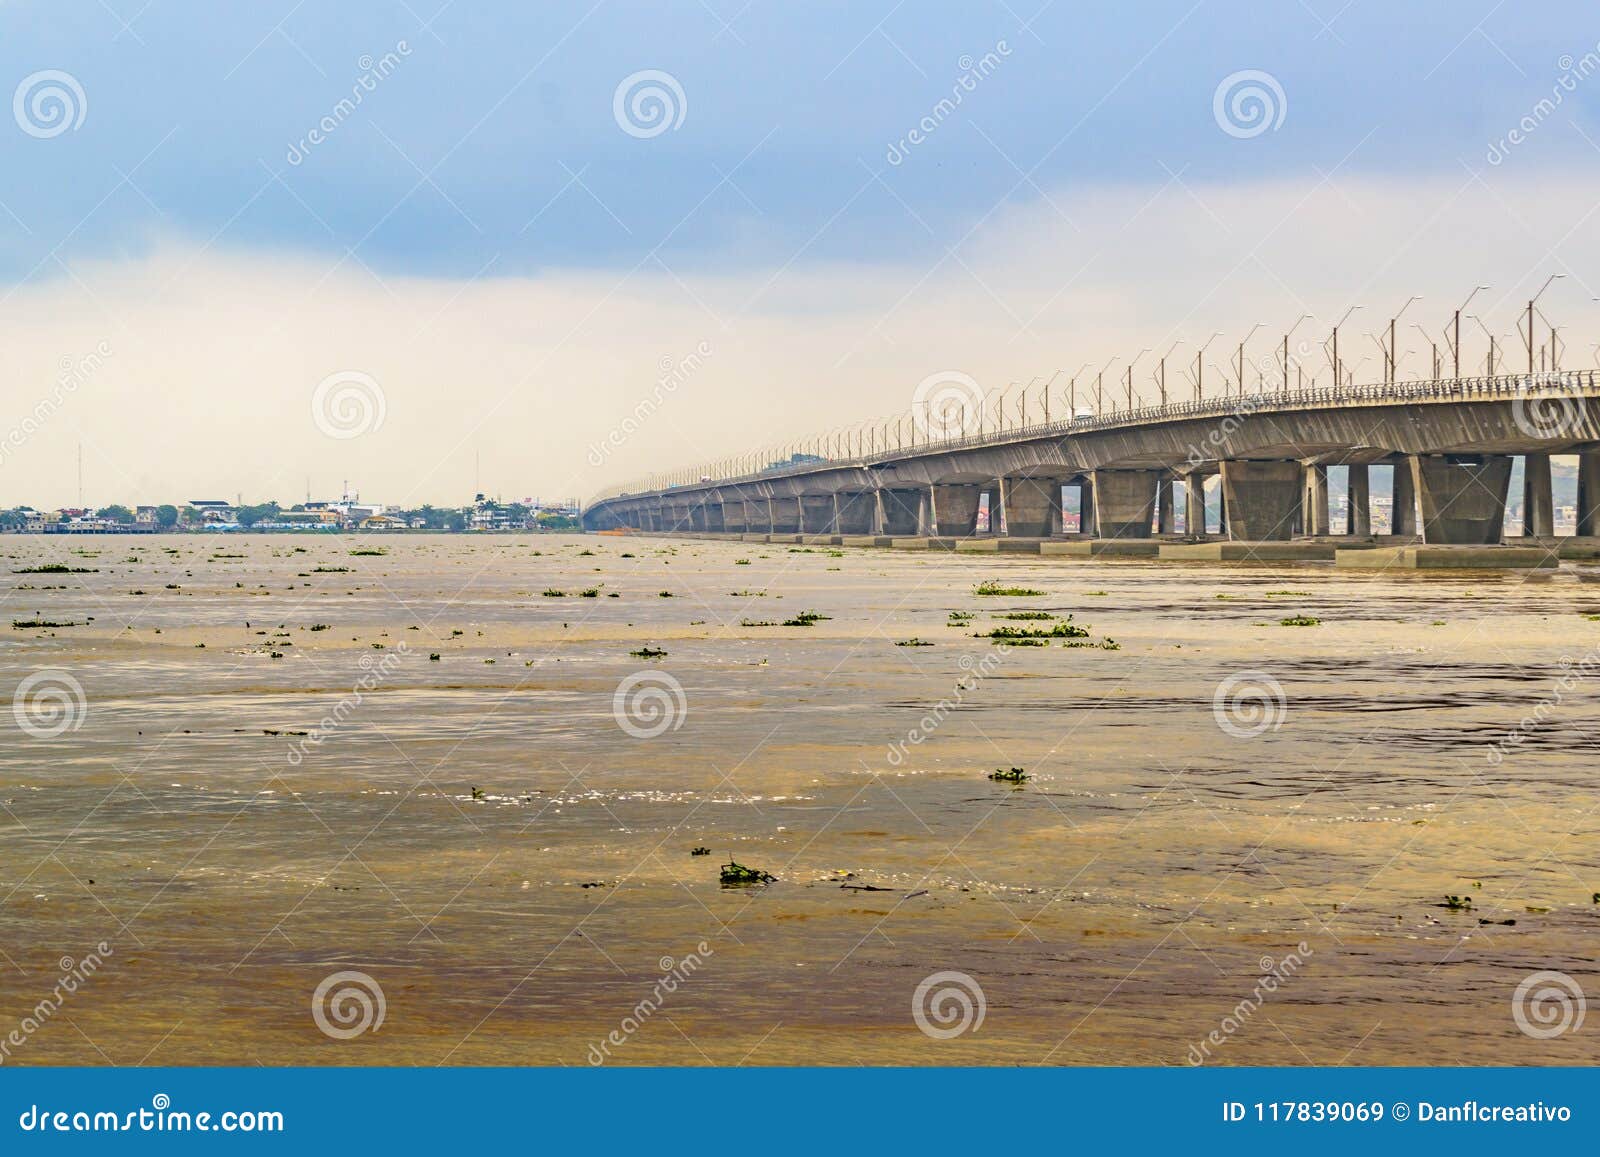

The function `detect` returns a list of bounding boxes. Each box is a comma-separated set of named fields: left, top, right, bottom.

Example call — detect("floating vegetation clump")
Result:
left=312, top=566, right=350, bottom=573
left=1063, top=638, right=1121, bottom=650
left=781, top=610, right=831, bottom=627
left=470, top=786, right=486, bottom=801
left=947, top=611, right=974, bottom=626
left=974, top=580, right=1044, bottom=597
left=988, top=767, right=1029, bottom=783
left=13, top=564, right=96, bottom=574
left=734, top=559, right=751, bottom=565
left=578, top=588, right=599, bottom=598
left=980, top=622, right=1089, bottom=641
left=349, top=548, right=387, bottom=556
left=12, top=620, right=78, bottom=629
left=997, top=611, right=1054, bottom=621
left=308, top=623, right=330, bottom=631
left=1265, top=589, right=1311, bottom=597
left=630, top=646, right=668, bottom=659
left=739, top=618, right=779, bottom=627
left=1279, top=615, right=1321, bottom=627
left=542, top=588, right=566, bottom=597
left=895, top=638, right=934, bottom=647
left=658, top=591, right=674, bottom=598
left=691, top=846, right=711, bottom=857
left=729, top=589, right=766, bottom=597
left=1442, top=894, right=1473, bottom=911
left=720, top=859, right=775, bottom=885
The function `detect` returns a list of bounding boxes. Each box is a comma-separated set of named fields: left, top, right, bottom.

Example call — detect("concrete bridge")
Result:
left=583, top=372, right=1600, bottom=555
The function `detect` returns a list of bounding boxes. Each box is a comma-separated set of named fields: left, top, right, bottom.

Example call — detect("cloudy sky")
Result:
left=2, top=1, right=1599, bottom=507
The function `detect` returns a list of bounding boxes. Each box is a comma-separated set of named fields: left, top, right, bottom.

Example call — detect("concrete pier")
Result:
left=1218, top=461, right=1301, bottom=542
left=1091, top=470, right=1158, bottom=540
left=1412, top=454, right=1512, bottom=545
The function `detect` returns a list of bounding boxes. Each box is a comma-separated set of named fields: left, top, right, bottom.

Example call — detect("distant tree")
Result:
left=536, top=512, right=580, bottom=531
left=236, top=502, right=281, bottom=527
left=0, top=509, right=25, bottom=531
left=155, top=504, right=179, bottom=528
left=446, top=511, right=467, bottom=532
left=180, top=506, right=201, bottom=526
left=97, top=504, right=134, bottom=523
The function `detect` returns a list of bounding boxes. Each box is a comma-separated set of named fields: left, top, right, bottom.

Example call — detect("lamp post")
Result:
left=1154, top=341, right=1181, bottom=406
left=1281, top=314, right=1312, bottom=391
left=1412, top=323, right=1440, bottom=380
left=1523, top=274, right=1564, bottom=374
left=1326, top=305, right=1363, bottom=388
left=1382, top=296, right=1421, bottom=384
left=1445, top=286, right=1489, bottom=379
left=1125, top=347, right=1150, bottom=410
left=1064, top=361, right=1090, bottom=419
left=1233, top=323, right=1264, bottom=397
left=1192, top=332, right=1222, bottom=400
left=1095, top=356, right=1119, bottom=414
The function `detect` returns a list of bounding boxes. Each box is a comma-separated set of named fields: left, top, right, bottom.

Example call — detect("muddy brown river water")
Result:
left=1, top=532, right=1597, bottom=1066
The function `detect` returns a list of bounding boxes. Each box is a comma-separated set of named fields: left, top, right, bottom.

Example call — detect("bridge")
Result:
left=582, top=371, right=1600, bottom=558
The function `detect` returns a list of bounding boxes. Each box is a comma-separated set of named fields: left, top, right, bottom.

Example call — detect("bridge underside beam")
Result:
left=999, top=476, right=1062, bottom=537
left=1413, top=453, right=1512, bottom=545
left=1219, top=460, right=1301, bottom=541
left=1091, top=470, right=1159, bottom=539
left=930, top=484, right=983, bottom=537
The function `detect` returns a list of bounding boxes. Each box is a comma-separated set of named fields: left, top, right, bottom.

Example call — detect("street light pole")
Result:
left=1282, top=314, right=1312, bottom=391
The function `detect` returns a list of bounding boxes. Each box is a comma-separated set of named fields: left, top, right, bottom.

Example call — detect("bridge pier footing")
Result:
left=1412, top=453, right=1512, bottom=545
left=1090, top=470, right=1158, bottom=539
left=929, top=484, right=982, bottom=537
left=1347, top=464, right=1371, bottom=536
left=1523, top=452, right=1554, bottom=537
left=1218, top=460, right=1300, bottom=541
left=998, top=476, right=1062, bottom=537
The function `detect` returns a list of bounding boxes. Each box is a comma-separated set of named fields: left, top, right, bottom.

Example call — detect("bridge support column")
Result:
left=1218, top=460, right=1300, bottom=541
left=1391, top=460, right=1417, bottom=536
left=1157, top=477, right=1175, bottom=535
left=930, top=484, right=983, bottom=537
left=1076, top=480, right=1096, bottom=536
left=1090, top=470, right=1158, bottom=539
left=876, top=488, right=922, bottom=536
left=1347, top=464, right=1371, bottom=536
left=1302, top=465, right=1329, bottom=536
left=799, top=496, right=833, bottom=534
left=704, top=502, right=725, bottom=533
left=1580, top=449, right=1600, bottom=536
left=1412, top=454, right=1512, bottom=545
left=1522, top=452, right=1554, bottom=537
left=834, top=491, right=875, bottom=535
left=998, top=476, right=1062, bottom=537
left=722, top=499, right=748, bottom=534
left=1184, top=475, right=1207, bottom=537
left=770, top=497, right=802, bottom=534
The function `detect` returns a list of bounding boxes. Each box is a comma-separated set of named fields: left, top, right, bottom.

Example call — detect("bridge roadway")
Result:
left=581, top=372, right=1600, bottom=552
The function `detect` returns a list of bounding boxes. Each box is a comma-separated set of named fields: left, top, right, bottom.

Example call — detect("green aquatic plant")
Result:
left=980, top=622, right=1089, bottom=640
left=895, top=638, right=934, bottom=647
left=630, top=646, right=668, bottom=659
left=997, top=611, right=1054, bottom=620
left=720, top=859, right=776, bottom=885
left=691, top=847, right=711, bottom=857
left=13, top=564, right=96, bottom=574
left=988, top=767, right=1029, bottom=783
left=974, top=580, right=1044, bottom=596
left=1442, top=894, right=1473, bottom=911
left=1279, top=615, right=1321, bottom=627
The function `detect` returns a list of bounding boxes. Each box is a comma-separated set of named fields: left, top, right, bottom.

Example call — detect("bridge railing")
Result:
left=589, top=369, right=1600, bottom=506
